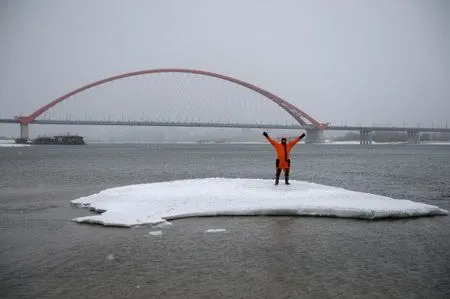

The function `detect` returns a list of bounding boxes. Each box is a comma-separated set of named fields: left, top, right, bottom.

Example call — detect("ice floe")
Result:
left=70, top=178, right=448, bottom=227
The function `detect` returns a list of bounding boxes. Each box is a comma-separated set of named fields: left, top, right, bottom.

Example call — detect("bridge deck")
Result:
left=1, top=119, right=449, bottom=133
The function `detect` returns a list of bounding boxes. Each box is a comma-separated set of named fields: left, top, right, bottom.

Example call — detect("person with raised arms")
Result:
left=263, top=131, right=306, bottom=185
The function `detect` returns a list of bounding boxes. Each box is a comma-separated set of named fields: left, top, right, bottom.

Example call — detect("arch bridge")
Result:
left=13, top=68, right=328, bottom=143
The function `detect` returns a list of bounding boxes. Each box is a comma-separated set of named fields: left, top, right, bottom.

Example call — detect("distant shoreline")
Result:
left=82, top=140, right=450, bottom=145
left=2, top=139, right=450, bottom=146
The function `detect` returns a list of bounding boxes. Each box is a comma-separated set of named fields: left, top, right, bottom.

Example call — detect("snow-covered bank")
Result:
left=70, top=178, right=447, bottom=227
left=418, top=141, right=450, bottom=145
left=0, top=140, right=31, bottom=147
left=327, top=141, right=450, bottom=145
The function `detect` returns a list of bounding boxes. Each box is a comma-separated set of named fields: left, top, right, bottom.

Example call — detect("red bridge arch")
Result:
left=16, top=68, right=327, bottom=128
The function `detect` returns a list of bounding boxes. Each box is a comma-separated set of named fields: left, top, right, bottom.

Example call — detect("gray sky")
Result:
left=1, top=0, right=449, bottom=138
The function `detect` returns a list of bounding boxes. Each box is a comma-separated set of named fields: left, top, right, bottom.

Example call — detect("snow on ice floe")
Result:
left=70, top=178, right=448, bottom=227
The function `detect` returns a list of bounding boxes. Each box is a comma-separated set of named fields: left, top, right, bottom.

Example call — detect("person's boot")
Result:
left=285, top=169, right=290, bottom=185
left=275, top=168, right=281, bottom=185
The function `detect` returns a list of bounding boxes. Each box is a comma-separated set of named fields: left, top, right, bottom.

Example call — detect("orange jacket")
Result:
left=266, top=136, right=301, bottom=169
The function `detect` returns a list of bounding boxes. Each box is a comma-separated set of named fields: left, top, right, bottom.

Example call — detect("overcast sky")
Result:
left=1, top=0, right=449, bottom=137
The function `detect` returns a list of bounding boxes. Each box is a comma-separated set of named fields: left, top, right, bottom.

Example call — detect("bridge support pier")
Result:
left=360, top=130, right=373, bottom=145
left=407, top=129, right=420, bottom=144
left=20, top=124, right=29, bottom=141
left=305, top=129, right=324, bottom=144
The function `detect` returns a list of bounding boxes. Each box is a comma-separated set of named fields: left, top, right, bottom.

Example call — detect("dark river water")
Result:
left=1, top=143, right=449, bottom=298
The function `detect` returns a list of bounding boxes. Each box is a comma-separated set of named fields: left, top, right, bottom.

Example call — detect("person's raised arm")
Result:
left=287, top=133, right=306, bottom=149
left=263, top=131, right=277, bottom=147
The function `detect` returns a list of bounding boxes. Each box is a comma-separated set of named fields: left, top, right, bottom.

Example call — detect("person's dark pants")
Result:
left=275, top=159, right=290, bottom=185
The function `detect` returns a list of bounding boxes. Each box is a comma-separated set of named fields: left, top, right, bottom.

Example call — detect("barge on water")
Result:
left=15, top=135, right=85, bottom=145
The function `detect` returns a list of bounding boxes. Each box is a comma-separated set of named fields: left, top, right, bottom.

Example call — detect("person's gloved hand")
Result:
left=299, top=133, right=306, bottom=139
left=263, top=131, right=268, bottom=138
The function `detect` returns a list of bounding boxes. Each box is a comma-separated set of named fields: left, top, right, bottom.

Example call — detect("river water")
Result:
left=1, top=143, right=449, bottom=298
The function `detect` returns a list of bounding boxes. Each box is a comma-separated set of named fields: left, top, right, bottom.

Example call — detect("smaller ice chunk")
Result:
left=205, top=229, right=227, bottom=233
left=148, top=230, right=162, bottom=236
